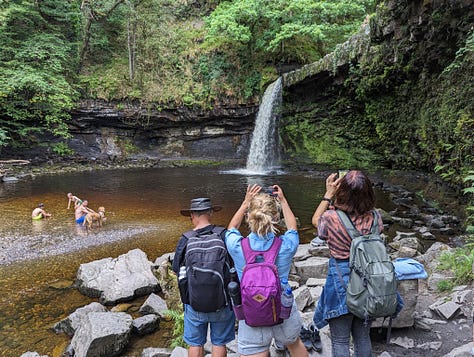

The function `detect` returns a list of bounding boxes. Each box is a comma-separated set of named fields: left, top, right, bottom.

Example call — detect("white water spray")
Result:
left=245, top=77, right=283, bottom=174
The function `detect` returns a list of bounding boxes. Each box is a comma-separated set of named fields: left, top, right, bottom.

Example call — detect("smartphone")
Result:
left=338, top=170, right=349, bottom=179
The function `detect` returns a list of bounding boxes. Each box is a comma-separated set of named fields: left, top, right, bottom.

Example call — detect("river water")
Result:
left=0, top=166, right=395, bottom=356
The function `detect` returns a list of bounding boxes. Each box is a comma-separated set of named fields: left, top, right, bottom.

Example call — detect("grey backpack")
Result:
left=336, top=210, right=398, bottom=320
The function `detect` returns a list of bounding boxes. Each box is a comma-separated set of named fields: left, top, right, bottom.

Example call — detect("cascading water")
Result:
left=245, top=77, right=283, bottom=174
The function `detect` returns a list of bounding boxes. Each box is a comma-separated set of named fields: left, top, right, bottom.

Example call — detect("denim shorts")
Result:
left=237, top=302, right=302, bottom=355
left=183, top=304, right=236, bottom=346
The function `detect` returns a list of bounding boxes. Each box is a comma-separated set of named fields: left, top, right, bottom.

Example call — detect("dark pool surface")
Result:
left=0, top=166, right=396, bottom=356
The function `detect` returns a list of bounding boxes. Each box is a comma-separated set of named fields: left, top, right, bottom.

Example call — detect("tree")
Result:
left=79, top=0, right=125, bottom=68
left=204, top=0, right=376, bottom=64
left=0, top=0, right=80, bottom=148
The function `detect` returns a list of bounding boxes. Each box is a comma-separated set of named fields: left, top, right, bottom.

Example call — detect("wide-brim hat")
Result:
left=180, top=198, right=222, bottom=216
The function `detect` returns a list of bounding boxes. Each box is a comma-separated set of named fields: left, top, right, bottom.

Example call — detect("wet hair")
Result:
left=38, top=203, right=44, bottom=207
left=246, top=193, right=281, bottom=237
left=334, top=170, right=375, bottom=215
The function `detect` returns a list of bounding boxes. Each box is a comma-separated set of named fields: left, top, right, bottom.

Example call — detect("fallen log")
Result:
left=0, top=159, right=30, bottom=165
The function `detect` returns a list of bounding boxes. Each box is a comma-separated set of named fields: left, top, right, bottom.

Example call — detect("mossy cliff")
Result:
left=280, top=0, right=474, bottom=185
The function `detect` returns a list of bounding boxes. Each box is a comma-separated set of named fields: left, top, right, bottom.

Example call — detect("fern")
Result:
left=163, top=309, right=187, bottom=349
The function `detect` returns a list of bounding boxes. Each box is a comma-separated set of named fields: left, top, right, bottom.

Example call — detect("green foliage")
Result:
left=436, top=280, right=454, bottom=293
left=282, top=107, right=381, bottom=169
left=163, top=309, right=187, bottom=349
left=204, top=0, right=376, bottom=64
left=52, top=142, right=74, bottom=157
left=438, top=247, right=474, bottom=287
left=77, top=0, right=377, bottom=104
left=463, top=171, right=474, bottom=234
left=0, top=1, right=79, bottom=147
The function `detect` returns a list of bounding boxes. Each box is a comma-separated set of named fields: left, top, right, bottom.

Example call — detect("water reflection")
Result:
left=0, top=167, right=393, bottom=356
left=31, top=219, right=49, bottom=233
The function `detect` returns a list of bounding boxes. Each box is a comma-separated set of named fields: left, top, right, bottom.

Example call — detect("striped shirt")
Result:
left=318, top=209, right=383, bottom=260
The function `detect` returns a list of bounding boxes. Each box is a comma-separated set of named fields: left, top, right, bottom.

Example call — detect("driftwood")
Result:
left=0, top=159, right=30, bottom=165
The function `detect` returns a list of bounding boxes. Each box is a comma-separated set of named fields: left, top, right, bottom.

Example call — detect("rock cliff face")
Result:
left=61, top=0, right=472, bottom=170
left=68, top=100, right=258, bottom=161
left=280, top=0, right=474, bottom=174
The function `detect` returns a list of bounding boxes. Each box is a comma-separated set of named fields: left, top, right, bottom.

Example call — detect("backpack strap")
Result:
left=182, top=229, right=198, bottom=239
left=336, top=209, right=378, bottom=238
left=183, top=225, right=225, bottom=239
left=241, top=236, right=282, bottom=264
left=336, top=210, right=361, bottom=238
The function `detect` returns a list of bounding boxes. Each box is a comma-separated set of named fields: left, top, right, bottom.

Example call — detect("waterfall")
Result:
left=246, top=77, right=282, bottom=173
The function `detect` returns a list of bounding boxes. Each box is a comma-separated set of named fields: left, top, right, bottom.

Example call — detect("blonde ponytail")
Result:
left=246, top=193, right=281, bottom=237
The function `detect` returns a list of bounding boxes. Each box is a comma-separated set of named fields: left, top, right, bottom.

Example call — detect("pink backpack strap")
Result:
left=241, top=236, right=282, bottom=264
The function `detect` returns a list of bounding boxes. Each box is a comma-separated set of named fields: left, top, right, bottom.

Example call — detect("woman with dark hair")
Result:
left=311, top=170, right=383, bottom=357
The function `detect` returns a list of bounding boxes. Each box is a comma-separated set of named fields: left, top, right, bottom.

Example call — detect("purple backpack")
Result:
left=240, top=236, right=282, bottom=327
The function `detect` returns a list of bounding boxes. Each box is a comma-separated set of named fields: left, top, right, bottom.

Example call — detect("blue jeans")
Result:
left=328, top=313, right=372, bottom=357
left=183, top=304, right=235, bottom=346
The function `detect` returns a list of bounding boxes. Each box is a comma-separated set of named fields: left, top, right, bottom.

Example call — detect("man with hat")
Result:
left=172, top=197, right=235, bottom=357
left=31, top=203, right=52, bottom=220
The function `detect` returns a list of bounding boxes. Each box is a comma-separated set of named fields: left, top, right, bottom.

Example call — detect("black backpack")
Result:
left=182, top=226, right=231, bottom=312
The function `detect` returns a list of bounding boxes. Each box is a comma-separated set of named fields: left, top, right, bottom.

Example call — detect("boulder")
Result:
left=139, top=293, right=168, bottom=317
left=154, top=253, right=174, bottom=268
left=75, top=249, right=160, bottom=305
left=293, top=257, right=329, bottom=282
left=396, top=246, right=418, bottom=258
left=170, top=347, right=188, bottom=357
left=71, top=311, right=132, bottom=357
left=417, top=242, right=452, bottom=272
left=141, top=347, right=173, bottom=357
left=53, top=302, right=107, bottom=336
left=293, top=244, right=312, bottom=261
left=293, top=286, right=313, bottom=311
left=132, top=314, right=160, bottom=335
left=443, top=342, right=474, bottom=357
left=308, top=245, right=330, bottom=258
left=430, top=301, right=461, bottom=320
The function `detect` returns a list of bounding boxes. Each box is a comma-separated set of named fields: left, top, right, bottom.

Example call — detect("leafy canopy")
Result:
left=204, top=0, right=376, bottom=63
left=0, top=0, right=80, bottom=147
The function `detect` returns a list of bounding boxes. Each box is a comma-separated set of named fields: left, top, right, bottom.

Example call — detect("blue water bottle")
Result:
left=280, top=279, right=293, bottom=319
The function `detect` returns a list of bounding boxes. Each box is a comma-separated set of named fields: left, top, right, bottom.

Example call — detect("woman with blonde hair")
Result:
left=225, top=184, right=308, bottom=357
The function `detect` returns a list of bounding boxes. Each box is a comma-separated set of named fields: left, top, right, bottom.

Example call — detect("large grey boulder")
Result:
left=75, top=249, right=160, bottom=305
left=71, top=311, right=133, bottom=357
left=293, top=256, right=329, bottom=281
left=53, top=302, right=107, bottom=336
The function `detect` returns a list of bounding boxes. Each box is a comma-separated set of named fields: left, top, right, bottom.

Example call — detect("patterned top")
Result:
left=318, top=208, right=383, bottom=260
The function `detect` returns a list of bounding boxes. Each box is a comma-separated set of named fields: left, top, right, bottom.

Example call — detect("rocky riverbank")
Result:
left=3, top=159, right=472, bottom=356
left=20, top=239, right=473, bottom=357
